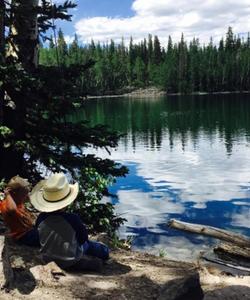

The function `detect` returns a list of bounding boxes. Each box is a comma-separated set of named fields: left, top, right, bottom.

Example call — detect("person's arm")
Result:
left=3, top=188, right=17, bottom=213
left=35, top=213, right=47, bottom=228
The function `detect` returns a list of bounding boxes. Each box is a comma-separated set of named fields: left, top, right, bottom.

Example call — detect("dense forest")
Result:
left=39, top=27, right=250, bottom=95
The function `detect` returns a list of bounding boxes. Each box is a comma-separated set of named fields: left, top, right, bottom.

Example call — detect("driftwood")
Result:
left=201, top=250, right=250, bottom=272
left=168, top=219, right=250, bottom=249
left=214, top=243, right=250, bottom=261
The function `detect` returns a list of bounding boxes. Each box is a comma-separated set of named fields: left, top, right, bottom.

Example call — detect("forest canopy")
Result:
left=39, top=27, right=250, bottom=95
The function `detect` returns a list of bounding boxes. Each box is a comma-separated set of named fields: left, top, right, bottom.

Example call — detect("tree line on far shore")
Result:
left=39, top=27, right=250, bottom=95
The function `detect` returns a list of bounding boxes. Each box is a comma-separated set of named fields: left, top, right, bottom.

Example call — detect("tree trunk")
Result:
left=7, top=0, right=39, bottom=69
left=214, top=243, right=250, bottom=261
left=0, top=0, right=39, bottom=180
left=0, top=0, right=4, bottom=59
left=168, top=219, right=250, bottom=248
left=0, top=0, right=4, bottom=124
left=0, top=0, right=5, bottom=176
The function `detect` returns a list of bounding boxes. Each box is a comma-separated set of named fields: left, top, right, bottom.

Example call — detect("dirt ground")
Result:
left=0, top=236, right=250, bottom=300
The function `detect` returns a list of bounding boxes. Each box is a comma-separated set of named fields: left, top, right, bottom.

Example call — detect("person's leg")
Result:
left=67, top=256, right=103, bottom=272
left=83, top=240, right=109, bottom=260
left=17, top=228, right=40, bottom=247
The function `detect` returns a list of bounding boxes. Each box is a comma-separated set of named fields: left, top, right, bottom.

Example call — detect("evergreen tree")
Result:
left=178, top=33, right=188, bottom=92
left=128, top=37, right=136, bottom=84
left=38, top=27, right=250, bottom=95
left=148, top=34, right=153, bottom=63
left=134, top=57, right=146, bottom=87
left=68, top=34, right=80, bottom=65
left=153, top=35, right=162, bottom=65
left=0, top=0, right=127, bottom=233
left=57, top=28, right=68, bottom=65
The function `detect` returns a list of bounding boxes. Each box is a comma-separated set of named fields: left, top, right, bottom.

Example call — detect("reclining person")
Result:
left=0, top=176, right=40, bottom=247
left=30, top=173, right=109, bottom=270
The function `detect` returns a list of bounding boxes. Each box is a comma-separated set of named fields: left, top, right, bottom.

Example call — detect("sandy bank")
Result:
left=0, top=234, right=250, bottom=299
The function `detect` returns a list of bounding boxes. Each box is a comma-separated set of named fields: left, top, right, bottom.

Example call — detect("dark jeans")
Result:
left=61, top=241, right=110, bottom=271
left=17, top=228, right=40, bottom=247
left=82, top=240, right=109, bottom=260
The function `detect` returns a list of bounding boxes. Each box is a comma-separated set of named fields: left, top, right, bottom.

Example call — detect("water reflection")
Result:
left=74, top=93, right=250, bottom=155
left=74, top=94, right=250, bottom=260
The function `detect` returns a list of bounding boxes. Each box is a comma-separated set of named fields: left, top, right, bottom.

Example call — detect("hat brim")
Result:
left=30, top=180, right=79, bottom=212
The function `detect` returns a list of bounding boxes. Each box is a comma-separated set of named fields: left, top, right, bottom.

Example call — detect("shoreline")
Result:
left=85, top=88, right=250, bottom=100
left=1, top=235, right=250, bottom=299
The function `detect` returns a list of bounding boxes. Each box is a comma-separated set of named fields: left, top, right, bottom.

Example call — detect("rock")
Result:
left=157, top=272, right=204, bottom=300
left=9, top=255, right=26, bottom=269
left=30, top=262, right=66, bottom=287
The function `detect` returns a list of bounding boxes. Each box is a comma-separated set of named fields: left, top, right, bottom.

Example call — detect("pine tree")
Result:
left=161, top=36, right=177, bottom=92
left=134, top=57, right=146, bottom=87
left=225, top=27, right=234, bottom=51
left=68, top=34, right=80, bottom=65
left=128, top=37, right=136, bottom=84
left=57, top=28, right=68, bottom=65
left=153, top=35, right=162, bottom=65
left=178, top=33, right=188, bottom=93
left=148, top=34, right=153, bottom=63
left=38, top=27, right=250, bottom=95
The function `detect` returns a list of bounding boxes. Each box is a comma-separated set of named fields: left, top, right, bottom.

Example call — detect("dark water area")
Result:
left=72, top=93, right=250, bottom=260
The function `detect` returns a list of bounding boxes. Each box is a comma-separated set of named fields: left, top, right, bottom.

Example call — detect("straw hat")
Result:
left=30, top=173, right=79, bottom=212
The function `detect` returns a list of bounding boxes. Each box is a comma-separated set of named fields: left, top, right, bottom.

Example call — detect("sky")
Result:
left=53, top=0, right=250, bottom=46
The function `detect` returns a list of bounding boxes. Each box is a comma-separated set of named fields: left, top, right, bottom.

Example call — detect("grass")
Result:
left=158, top=249, right=167, bottom=258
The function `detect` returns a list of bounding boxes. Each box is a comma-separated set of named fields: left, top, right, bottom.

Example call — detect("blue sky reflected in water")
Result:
left=107, top=159, right=250, bottom=260
left=81, top=95, right=250, bottom=260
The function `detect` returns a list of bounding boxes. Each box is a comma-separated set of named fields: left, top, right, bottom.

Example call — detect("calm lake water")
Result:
left=75, top=93, right=250, bottom=260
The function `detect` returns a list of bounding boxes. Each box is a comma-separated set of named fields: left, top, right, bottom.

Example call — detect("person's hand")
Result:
left=0, top=187, right=12, bottom=201
left=0, top=192, right=4, bottom=201
left=4, top=187, right=12, bottom=196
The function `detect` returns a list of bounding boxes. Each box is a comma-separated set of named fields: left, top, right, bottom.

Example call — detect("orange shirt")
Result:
left=0, top=199, right=33, bottom=239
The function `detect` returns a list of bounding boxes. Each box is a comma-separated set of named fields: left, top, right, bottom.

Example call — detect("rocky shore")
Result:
left=0, top=233, right=249, bottom=300
left=123, top=87, right=166, bottom=97
left=86, top=88, right=250, bottom=100
left=86, top=87, right=166, bottom=99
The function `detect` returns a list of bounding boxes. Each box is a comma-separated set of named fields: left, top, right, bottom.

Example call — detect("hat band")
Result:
left=43, top=188, right=72, bottom=203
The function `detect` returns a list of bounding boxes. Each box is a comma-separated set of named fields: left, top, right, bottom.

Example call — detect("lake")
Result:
left=74, top=93, right=250, bottom=260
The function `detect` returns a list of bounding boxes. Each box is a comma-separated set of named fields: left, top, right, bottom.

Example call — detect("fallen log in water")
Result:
left=168, top=219, right=250, bottom=249
left=214, top=243, right=250, bottom=261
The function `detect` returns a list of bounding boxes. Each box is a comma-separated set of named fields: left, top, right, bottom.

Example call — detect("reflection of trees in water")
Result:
left=73, top=94, right=250, bottom=154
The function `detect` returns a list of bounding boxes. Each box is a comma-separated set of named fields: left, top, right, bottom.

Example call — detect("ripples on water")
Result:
left=74, top=94, right=250, bottom=260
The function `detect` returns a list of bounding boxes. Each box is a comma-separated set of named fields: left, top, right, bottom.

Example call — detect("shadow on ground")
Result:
left=2, top=236, right=132, bottom=295
left=68, top=270, right=204, bottom=300
left=204, top=285, right=250, bottom=300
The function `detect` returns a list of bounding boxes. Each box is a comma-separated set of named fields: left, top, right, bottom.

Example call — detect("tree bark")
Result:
left=0, top=0, right=39, bottom=180
left=0, top=0, right=5, bottom=176
left=0, top=0, right=4, bottom=58
left=168, top=219, right=250, bottom=248
left=214, top=243, right=250, bottom=260
left=0, top=0, right=4, bottom=124
left=7, top=0, right=39, bottom=69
